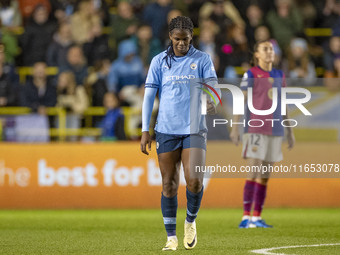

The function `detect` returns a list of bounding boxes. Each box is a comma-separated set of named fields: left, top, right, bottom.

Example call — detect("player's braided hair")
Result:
left=163, top=16, right=194, bottom=69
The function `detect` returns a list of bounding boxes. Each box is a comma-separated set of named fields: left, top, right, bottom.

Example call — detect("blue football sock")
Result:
left=186, top=186, right=204, bottom=223
left=161, top=193, right=178, bottom=236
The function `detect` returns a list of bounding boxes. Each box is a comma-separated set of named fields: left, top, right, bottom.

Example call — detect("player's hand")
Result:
left=207, top=100, right=217, bottom=115
left=230, top=127, right=240, bottom=146
left=141, top=131, right=152, bottom=155
left=287, top=132, right=295, bottom=150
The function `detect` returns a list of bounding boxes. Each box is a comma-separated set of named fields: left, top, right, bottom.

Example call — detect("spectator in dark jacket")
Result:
left=131, top=24, right=162, bottom=69
left=266, top=0, right=303, bottom=52
left=83, top=22, right=110, bottom=66
left=143, top=0, right=172, bottom=43
left=21, top=62, right=56, bottom=114
left=0, top=43, right=18, bottom=106
left=59, top=45, right=88, bottom=86
left=100, top=92, right=125, bottom=141
left=323, top=36, right=340, bottom=72
left=46, top=22, right=74, bottom=67
left=20, top=4, right=57, bottom=66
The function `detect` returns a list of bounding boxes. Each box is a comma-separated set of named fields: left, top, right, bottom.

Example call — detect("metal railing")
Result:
left=0, top=106, right=146, bottom=141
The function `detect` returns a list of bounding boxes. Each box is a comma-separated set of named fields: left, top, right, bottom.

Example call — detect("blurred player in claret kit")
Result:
left=140, top=16, right=220, bottom=251
left=230, top=40, right=295, bottom=228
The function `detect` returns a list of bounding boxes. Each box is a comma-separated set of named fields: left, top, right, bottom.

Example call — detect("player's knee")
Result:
left=187, top=179, right=203, bottom=193
left=162, top=181, right=178, bottom=197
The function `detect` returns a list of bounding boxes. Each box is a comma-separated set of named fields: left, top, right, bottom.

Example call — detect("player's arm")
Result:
left=283, top=106, right=295, bottom=150
left=206, top=79, right=220, bottom=115
left=141, top=55, right=161, bottom=155
left=141, top=87, right=157, bottom=155
left=230, top=90, right=247, bottom=146
left=202, top=55, right=221, bottom=115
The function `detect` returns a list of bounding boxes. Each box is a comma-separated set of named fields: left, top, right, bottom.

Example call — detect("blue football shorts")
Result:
left=155, top=131, right=207, bottom=154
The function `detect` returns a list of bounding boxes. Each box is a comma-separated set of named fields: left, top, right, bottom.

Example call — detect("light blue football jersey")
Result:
left=145, top=46, right=217, bottom=134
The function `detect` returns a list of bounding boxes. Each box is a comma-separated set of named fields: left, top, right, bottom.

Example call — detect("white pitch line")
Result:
left=250, top=243, right=340, bottom=255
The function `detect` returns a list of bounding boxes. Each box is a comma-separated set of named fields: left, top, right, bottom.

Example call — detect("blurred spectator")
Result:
left=100, top=92, right=125, bottom=141
left=20, top=3, right=57, bottom=66
left=0, top=43, right=17, bottom=106
left=254, top=25, right=271, bottom=42
left=70, top=0, right=101, bottom=45
left=167, top=9, right=182, bottom=24
left=231, top=0, right=274, bottom=21
left=321, top=0, right=340, bottom=28
left=85, top=59, right=110, bottom=107
left=143, top=0, right=172, bottom=43
left=199, top=0, right=245, bottom=28
left=131, top=24, right=162, bottom=70
left=56, top=71, right=89, bottom=135
left=83, top=22, right=110, bottom=66
left=284, top=38, right=316, bottom=86
left=199, top=27, right=217, bottom=67
left=20, top=62, right=56, bottom=114
left=199, top=18, right=219, bottom=34
left=324, top=56, right=340, bottom=91
left=18, top=0, right=51, bottom=23
left=266, top=0, right=303, bottom=52
left=109, top=1, right=139, bottom=56
left=91, top=0, right=110, bottom=26
left=46, top=22, right=74, bottom=67
left=59, top=45, right=88, bottom=86
left=49, top=0, right=77, bottom=23
left=245, top=4, right=264, bottom=50
left=56, top=71, right=88, bottom=114
left=208, top=0, right=234, bottom=42
left=0, top=19, right=19, bottom=64
left=0, top=0, right=22, bottom=29
left=173, top=0, right=204, bottom=27
left=216, top=24, right=249, bottom=78
left=295, top=0, right=317, bottom=28
left=107, top=39, right=144, bottom=108
left=332, top=17, right=340, bottom=37
left=162, top=9, right=182, bottom=47
left=323, top=36, right=340, bottom=71
left=85, top=59, right=110, bottom=127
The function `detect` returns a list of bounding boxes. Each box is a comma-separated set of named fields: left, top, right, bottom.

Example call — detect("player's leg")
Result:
left=181, top=133, right=206, bottom=250
left=240, top=133, right=266, bottom=228
left=158, top=148, right=182, bottom=250
left=156, top=131, right=183, bottom=251
left=249, top=161, right=273, bottom=228
left=239, top=158, right=262, bottom=228
left=182, top=148, right=205, bottom=221
left=250, top=135, right=283, bottom=228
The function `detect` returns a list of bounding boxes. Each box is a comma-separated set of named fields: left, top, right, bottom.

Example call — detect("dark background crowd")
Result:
left=0, top=0, right=339, bottom=141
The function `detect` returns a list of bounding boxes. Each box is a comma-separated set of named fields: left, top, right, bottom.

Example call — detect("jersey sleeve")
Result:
left=142, top=87, right=157, bottom=132
left=145, top=56, right=161, bottom=89
left=201, top=54, right=221, bottom=104
left=202, top=54, right=217, bottom=81
left=240, top=70, right=254, bottom=90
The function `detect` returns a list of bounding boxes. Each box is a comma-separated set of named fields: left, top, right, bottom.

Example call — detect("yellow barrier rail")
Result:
left=17, top=66, right=59, bottom=83
left=0, top=106, right=147, bottom=141
left=305, top=28, right=332, bottom=37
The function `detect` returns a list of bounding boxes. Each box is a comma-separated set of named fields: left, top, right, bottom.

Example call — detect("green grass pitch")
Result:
left=0, top=209, right=339, bottom=254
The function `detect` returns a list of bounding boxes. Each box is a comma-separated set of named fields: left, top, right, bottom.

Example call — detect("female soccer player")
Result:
left=140, top=16, right=219, bottom=250
left=230, top=40, right=295, bottom=228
